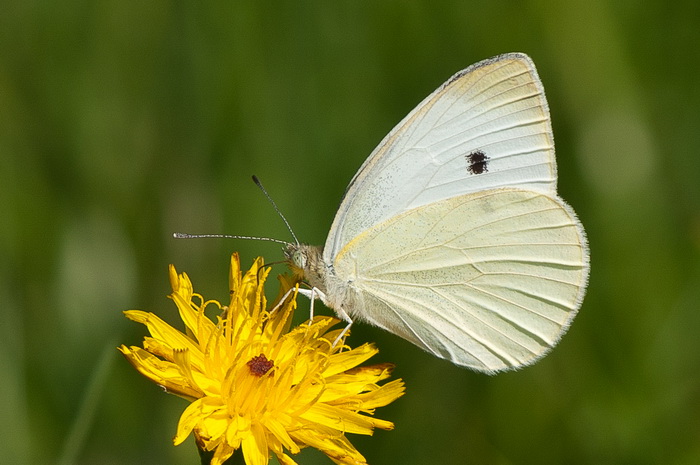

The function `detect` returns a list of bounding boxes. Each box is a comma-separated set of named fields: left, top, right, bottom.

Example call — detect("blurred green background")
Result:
left=2, top=1, right=699, bottom=464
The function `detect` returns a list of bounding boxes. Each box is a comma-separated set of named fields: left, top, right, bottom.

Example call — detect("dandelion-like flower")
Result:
left=119, top=253, right=405, bottom=465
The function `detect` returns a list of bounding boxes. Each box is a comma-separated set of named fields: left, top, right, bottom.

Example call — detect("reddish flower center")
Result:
left=247, top=354, right=274, bottom=376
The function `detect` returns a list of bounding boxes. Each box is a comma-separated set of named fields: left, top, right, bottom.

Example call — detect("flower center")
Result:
left=247, top=354, right=274, bottom=376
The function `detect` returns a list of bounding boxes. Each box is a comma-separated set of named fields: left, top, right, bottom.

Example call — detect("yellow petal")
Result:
left=353, top=379, right=406, bottom=411
left=263, top=417, right=299, bottom=454
left=242, top=422, right=269, bottom=465
left=228, top=252, right=242, bottom=296
left=171, top=291, right=217, bottom=343
left=174, top=398, right=206, bottom=445
left=123, top=310, right=202, bottom=358
left=211, top=443, right=237, bottom=465
left=274, top=452, right=300, bottom=465
left=175, top=397, right=227, bottom=445
left=118, top=345, right=202, bottom=399
left=169, top=264, right=193, bottom=300
left=291, top=426, right=367, bottom=465
left=300, top=403, right=377, bottom=435
left=323, top=344, right=378, bottom=378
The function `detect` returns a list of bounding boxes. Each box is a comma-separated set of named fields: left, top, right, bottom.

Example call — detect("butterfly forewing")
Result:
left=325, top=53, right=557, bottom=262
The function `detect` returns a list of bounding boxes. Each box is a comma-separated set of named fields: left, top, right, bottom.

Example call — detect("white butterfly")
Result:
left=286, top=53, right=589, bottom=373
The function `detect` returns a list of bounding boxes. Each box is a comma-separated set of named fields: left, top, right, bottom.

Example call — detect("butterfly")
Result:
left=285, top=53, right=589, bottom=373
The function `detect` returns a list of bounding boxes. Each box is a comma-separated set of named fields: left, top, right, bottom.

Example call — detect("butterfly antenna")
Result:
left=252, top=175, right=300, bottom=245
left=173, top=233, right=289, bottom=245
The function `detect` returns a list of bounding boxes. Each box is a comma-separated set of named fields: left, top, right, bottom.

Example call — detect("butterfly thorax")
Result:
left=284, top=243, right=360, bottom=320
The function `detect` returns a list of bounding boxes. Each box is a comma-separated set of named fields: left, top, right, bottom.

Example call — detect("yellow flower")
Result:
left=119, top=253, right=405, bottom=465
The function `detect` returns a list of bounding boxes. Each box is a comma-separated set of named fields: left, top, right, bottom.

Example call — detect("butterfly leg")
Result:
left=332, top=321, right=353, bottom=348
left=268, top=287, right=296, bottom=317
left=308, top=287, right=317, bottom=326
left=298, top=287, right=327, bottom=326
left=297, top=287, right=350, bottom=346
left=331, top=307, right=353, bottom=348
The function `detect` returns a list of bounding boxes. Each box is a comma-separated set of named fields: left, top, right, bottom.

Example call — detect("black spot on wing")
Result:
left=466, top=150, right=490, bottom=175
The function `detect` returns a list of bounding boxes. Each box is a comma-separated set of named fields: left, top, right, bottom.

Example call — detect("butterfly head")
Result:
left=284, top=244, right=306, bottom=276
left=284, top=243, right=326, bottom=289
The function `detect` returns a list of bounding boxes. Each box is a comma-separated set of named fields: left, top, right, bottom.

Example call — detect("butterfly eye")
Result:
left=284, top=246, right=306, bottom=270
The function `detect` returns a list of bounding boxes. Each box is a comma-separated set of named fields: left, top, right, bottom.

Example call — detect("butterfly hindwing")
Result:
left=333, top=188, right=588, bottom=372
